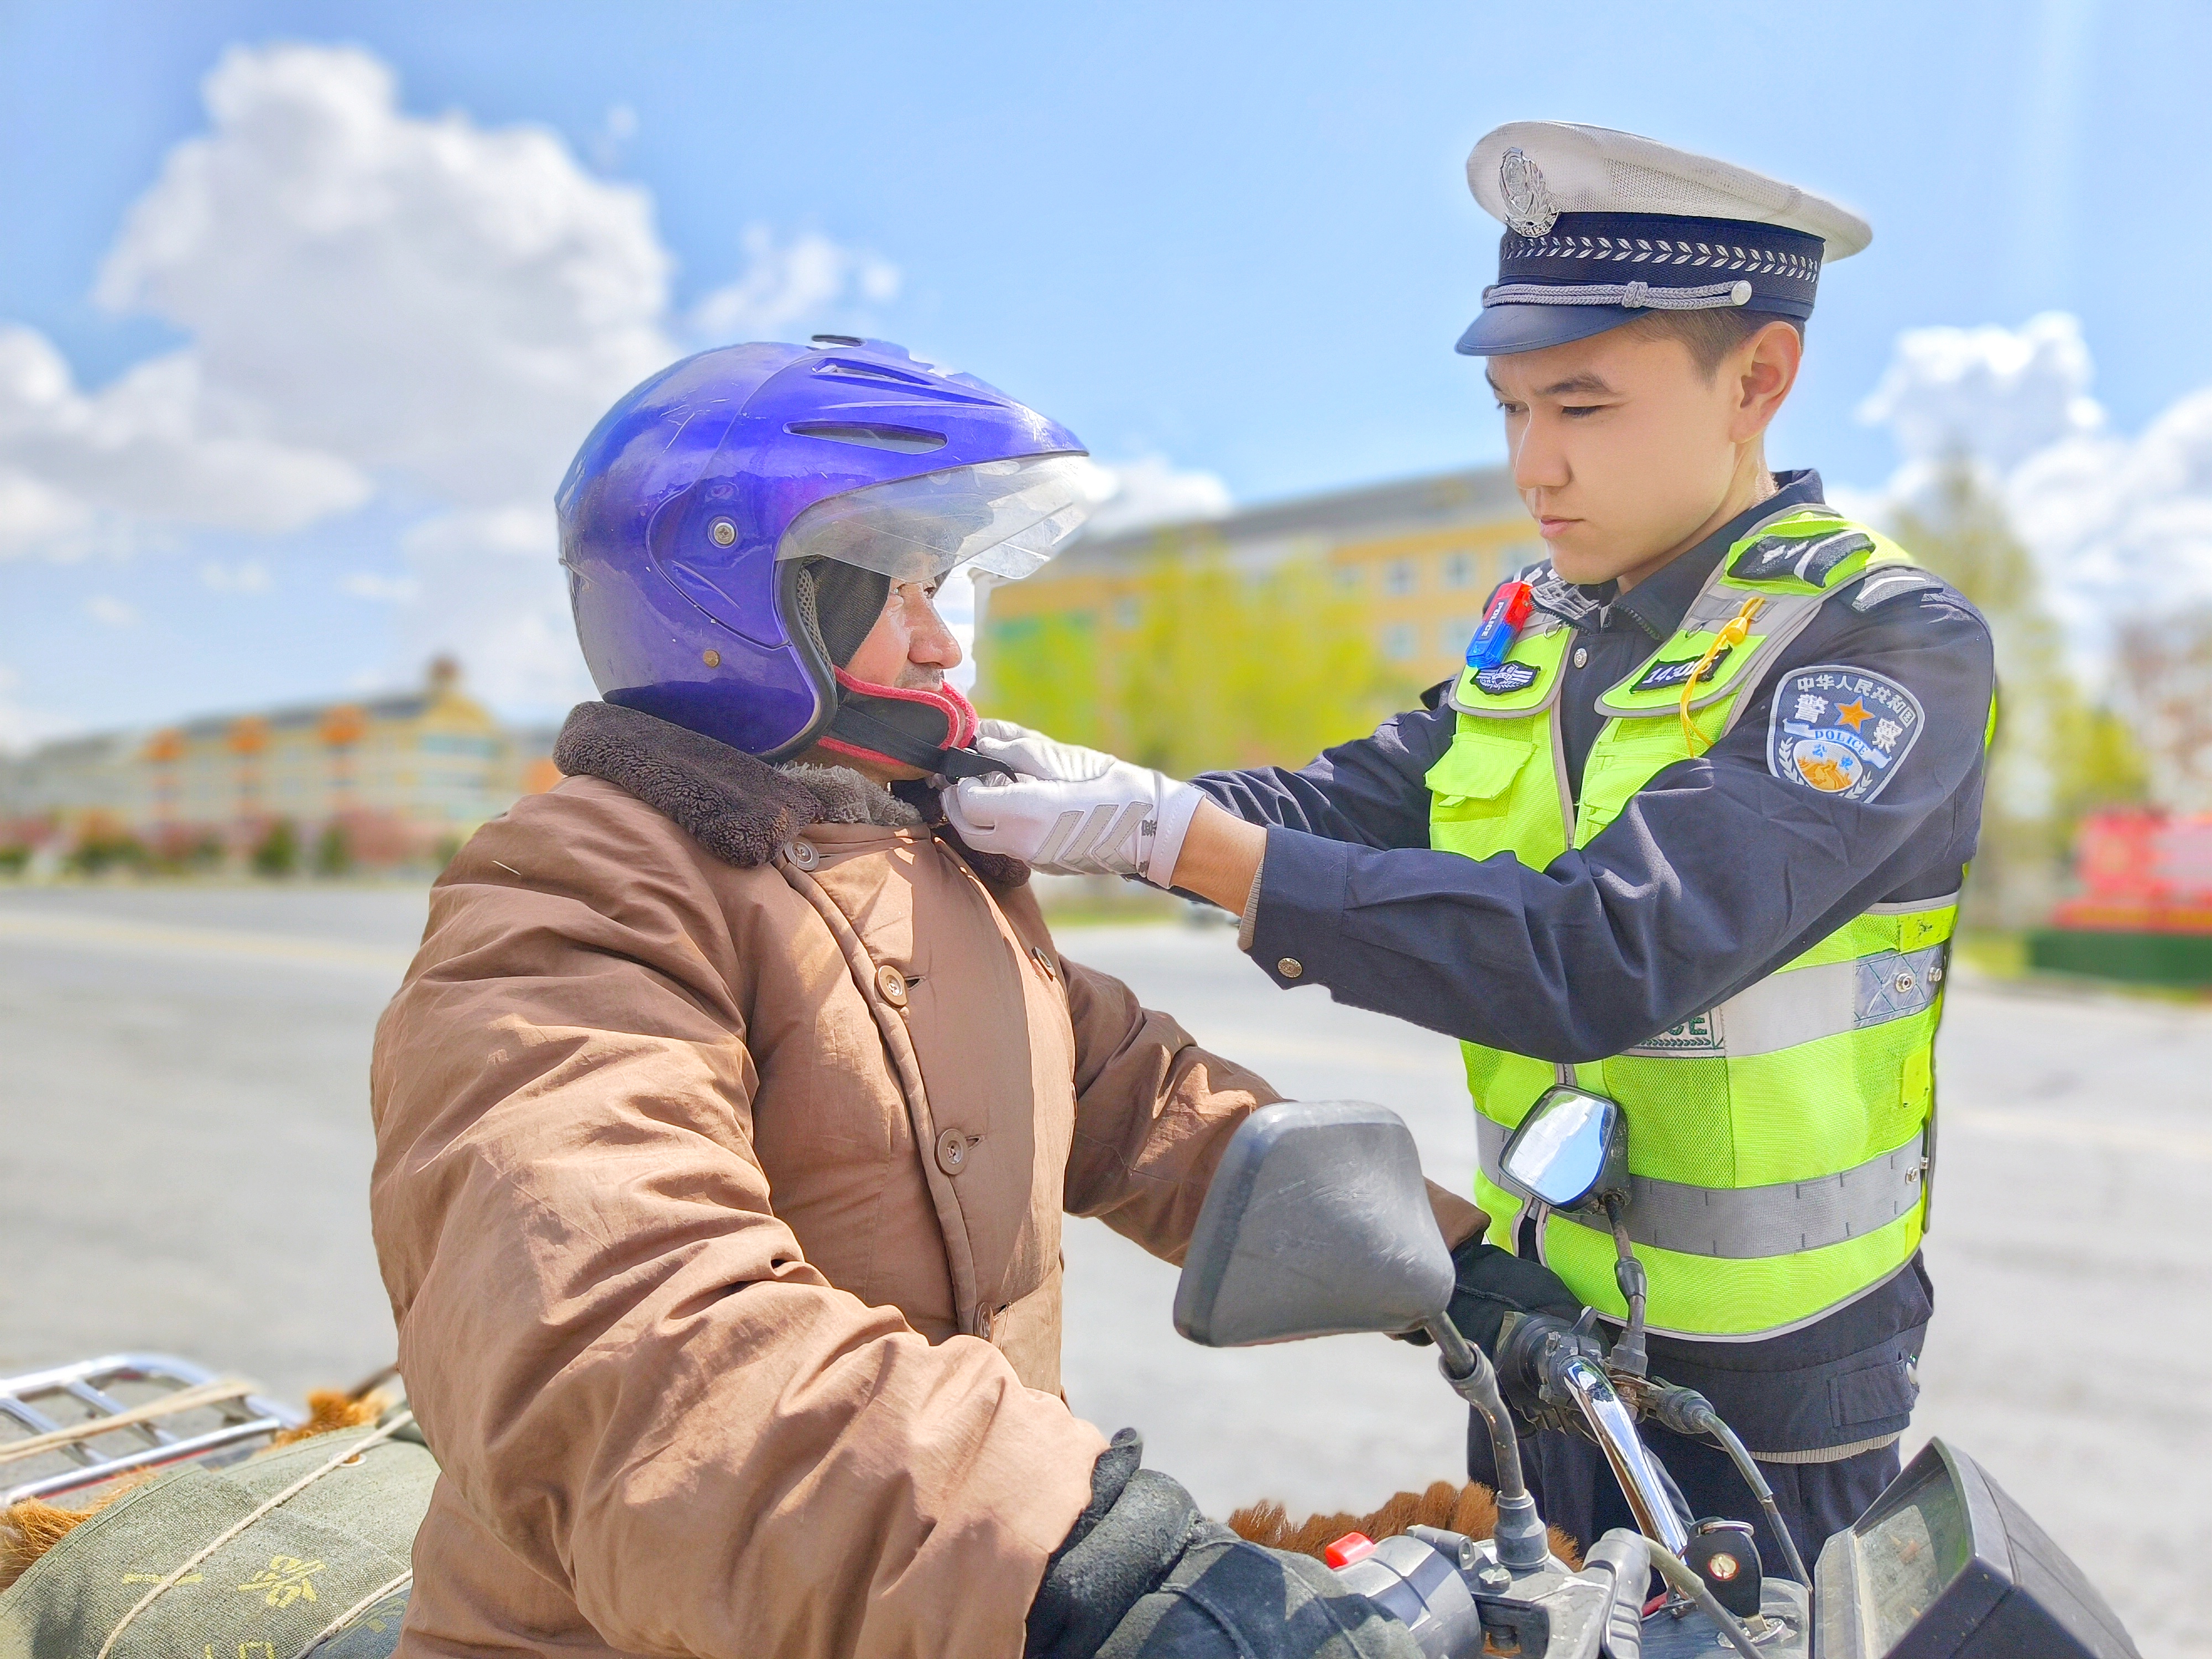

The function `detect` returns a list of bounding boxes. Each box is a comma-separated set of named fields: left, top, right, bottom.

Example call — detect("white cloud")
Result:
left=0, top=324, right=368, bottom=558
left=86, top=595, right=139, bottom=628
left=395, top=504, right=589, bottom=713
left=688, top=226, right=901, bottom=343
left=0, top=41, right=910, bottom=720
left=199, top=559, right=270, bottom=592
left=341, top=571, right=420, bottom=603
left=1855, top=313, right=2212, bottom=649
left=0, top=664, right=77, bottom=757
left=1856, top=312, right=2104, bottom=475
left=1082, top=455, right=1234, bottom=539
left=95, top=42, right=674, bottom=509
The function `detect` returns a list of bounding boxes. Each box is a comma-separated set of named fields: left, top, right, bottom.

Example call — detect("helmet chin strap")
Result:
left=818, top=667, right=1016, bottom=781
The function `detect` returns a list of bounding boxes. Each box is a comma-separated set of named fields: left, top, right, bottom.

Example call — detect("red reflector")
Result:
left=1324, top=1532, right=1377, bottom=1570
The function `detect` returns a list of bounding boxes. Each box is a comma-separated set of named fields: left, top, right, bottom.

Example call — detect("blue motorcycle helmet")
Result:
left=557, top=335, right=1099, bottom=771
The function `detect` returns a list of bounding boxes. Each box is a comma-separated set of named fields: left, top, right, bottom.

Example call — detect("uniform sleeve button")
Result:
left=1276, top=957, right=1303, bottom=979
left=936, top=1127, right=971, bottom=1175
left=876, top=964, right=909, bottom=1006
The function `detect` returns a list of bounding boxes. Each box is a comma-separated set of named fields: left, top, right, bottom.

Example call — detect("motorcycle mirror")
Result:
left=1498, top=1086, right=1630, bottom=1214
left=1173, top=1102, right=1455, bottom=1348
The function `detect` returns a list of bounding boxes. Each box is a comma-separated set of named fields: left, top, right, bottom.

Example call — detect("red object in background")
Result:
left=2053, top=810, right=2212, bottom=934
left=1324, top=1532, right=1378, bottom=1570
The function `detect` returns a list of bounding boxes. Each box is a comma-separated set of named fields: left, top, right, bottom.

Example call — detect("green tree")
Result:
left=1895, top=458, right=2147, bottom=927
left=314, top=820, right=353, bottom=877
left=980, top=535, right=1417, bottom=775
left=252, top=816, right=299, bottom=878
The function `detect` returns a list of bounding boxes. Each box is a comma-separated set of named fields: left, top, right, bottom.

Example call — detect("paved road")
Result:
left=2, top=886, right=2206, bottom=1655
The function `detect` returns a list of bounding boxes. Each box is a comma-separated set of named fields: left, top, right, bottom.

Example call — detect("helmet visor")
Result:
left=777, top=453, right=1107, bottom=585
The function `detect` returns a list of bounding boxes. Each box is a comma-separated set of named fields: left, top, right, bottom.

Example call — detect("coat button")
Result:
left=784, top=839, right=820, bottom=871
left=1573, top=646, right=1589, bottom=669
left=1029, top=944, right=1056, bottom=981
left=1277, top=957, right=1303, bottom=979
left=936, top=1127, right=970, bottom=1175
left=876, top=964, right=909, bottom=1006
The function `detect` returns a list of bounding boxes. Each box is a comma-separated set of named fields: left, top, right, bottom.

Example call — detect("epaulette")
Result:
left=1848, top=567, right=1948, bottom=613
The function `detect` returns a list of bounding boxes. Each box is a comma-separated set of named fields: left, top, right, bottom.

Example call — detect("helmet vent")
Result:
left=786, top=421, right=947, bottom=455
left=811, top=359, right=994, bottom=405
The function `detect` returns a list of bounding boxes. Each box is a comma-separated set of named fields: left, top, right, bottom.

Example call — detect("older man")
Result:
left=369, top=338, right=1480, bottom=1659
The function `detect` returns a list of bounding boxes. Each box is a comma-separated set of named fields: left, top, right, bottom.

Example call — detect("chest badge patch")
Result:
left=1472, top=660, right=1541, bottom=696
left=1767, top=665, right=1924, bottom=804
left=1632, top=646, right=1731, bottom=695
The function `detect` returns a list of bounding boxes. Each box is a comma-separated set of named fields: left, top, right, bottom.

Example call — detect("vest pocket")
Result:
left=1426, top=731, right=1536, bottom=820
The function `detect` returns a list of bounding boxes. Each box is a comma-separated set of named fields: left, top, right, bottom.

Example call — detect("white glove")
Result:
left=943, top=757, right=1206, bottom=885
left=969, top=722, right=1126, bottom=784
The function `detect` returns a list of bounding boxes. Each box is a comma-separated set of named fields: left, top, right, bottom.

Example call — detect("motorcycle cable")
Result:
left=1420, top=1313, right=1551, bottom=1572
left=1642, top=1381, right=1813, bottom=1588
left=1601, top=1192, right=1650, bottom=1380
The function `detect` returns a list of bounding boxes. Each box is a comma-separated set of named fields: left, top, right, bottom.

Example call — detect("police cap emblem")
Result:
left=1499, top=148, right=1558, bottom=238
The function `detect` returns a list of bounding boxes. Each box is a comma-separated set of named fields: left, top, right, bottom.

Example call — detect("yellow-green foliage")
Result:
left=980, top=536, right=1419, bottom=775
left=1897, top=460, right=2147, bottom=926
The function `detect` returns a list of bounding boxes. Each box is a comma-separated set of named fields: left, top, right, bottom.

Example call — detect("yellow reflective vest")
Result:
left=1427, top=507, right=1957, bottom=1339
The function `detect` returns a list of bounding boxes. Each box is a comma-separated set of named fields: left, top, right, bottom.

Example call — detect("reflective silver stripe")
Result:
left=1477, top=1118, right=1927, bottom=1260
left=1619, top=942, right=1948, bottom=1059
left=1864, top=890, right=1959, bottom=915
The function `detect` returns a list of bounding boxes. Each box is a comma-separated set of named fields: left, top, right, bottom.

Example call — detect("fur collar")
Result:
left=551, top=701, right=1025, bottom=885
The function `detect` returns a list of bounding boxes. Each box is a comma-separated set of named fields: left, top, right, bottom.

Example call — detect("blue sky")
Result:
left=4, top=0, right=2209, bottom=739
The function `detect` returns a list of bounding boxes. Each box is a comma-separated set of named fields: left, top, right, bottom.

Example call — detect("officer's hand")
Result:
left=942, top=761, right=1204, bottom=886
left=1029, top=1431, right=1420, bottom=1659
left=971, top=722, right=1126, bottom=783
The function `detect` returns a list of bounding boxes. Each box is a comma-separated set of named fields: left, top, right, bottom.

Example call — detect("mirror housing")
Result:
left=1174, top=1102, right=1455, bottom=1348
left=1498, top=1086, right=1630, bottom=1214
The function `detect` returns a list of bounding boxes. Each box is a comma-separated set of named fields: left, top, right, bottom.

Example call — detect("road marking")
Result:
left=1947, top=1105, right=2212, bottom=1162
left=0, top=910, right=415, bottom=977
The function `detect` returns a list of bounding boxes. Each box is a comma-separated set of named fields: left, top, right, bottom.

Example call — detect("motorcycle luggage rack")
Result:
left=1, top=1353, right=306, bottom=1507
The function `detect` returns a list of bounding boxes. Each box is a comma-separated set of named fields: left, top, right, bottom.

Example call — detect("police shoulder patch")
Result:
left=1632, top=645, right=1731, bottom=695
left=1472, top=660, right=1541, bottom=696
left=1767, top=664, right=1925, bottom=804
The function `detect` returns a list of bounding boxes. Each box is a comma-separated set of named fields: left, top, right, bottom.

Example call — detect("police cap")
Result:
left=1457, top=122, right=1871, bottom=357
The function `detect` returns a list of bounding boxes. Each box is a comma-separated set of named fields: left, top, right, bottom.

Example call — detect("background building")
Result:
left=0, top=660, right=557, bottom=872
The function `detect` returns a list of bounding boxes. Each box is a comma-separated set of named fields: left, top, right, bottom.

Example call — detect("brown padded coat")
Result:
left=369, top=703, right=1484, bottom=1659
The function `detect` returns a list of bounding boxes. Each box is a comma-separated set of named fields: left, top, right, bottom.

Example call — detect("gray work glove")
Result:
left=1028, top=1431, right=1420, bottom=1659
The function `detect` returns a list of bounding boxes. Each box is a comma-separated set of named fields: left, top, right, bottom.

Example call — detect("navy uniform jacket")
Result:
left=1192, top=471, right=1995, bottom=1455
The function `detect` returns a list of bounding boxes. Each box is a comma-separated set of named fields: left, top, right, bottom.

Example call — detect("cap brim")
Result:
left=1455, top=302, right=1646, bottom=356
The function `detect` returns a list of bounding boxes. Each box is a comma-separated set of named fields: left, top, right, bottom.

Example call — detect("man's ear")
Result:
left=1729, top=320, right=1802, bottom=442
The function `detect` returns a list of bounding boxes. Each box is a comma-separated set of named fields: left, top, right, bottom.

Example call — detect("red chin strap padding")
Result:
left=816, top=665, right=985, bottom=774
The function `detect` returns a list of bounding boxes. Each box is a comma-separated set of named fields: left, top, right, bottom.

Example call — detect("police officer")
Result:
left=945, top=123, right=1996, bottom=1572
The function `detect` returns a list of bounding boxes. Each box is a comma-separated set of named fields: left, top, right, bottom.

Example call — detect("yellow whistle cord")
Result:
left=1679, top=597, right=1764, bottom=755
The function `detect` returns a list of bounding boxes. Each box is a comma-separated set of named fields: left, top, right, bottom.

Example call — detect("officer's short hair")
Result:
left=1627, top=309, right=1805, bottom=378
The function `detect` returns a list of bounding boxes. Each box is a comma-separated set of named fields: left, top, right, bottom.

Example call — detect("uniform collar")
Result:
left=1578, top=469, right=1827, bottom=640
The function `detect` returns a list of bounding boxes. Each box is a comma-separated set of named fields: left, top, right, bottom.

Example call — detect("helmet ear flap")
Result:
left=763, top=560, right=842, bottom=761
left=802, top=560, right=893, bottom=666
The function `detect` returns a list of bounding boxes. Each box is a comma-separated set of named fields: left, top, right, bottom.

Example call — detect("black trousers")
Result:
left=1467, top=1411, right=1900, bottom=1578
